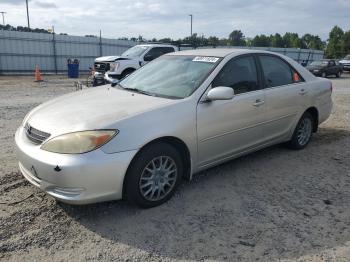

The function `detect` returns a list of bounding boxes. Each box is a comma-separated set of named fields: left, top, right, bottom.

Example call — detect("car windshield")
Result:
left=343, top=55, right=350, bottom=60
left=121, top=46, right=148, bottom=58
left=310, top=60, right=328, bottom=66
left=118, top=55, right=221, bottom=99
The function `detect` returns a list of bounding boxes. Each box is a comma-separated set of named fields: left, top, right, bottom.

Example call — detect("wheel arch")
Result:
left=122, top=136, right=192, bottom=199
left=121, top=67, right=136, bottom=76
left=305, top=106, right=319, bottom=132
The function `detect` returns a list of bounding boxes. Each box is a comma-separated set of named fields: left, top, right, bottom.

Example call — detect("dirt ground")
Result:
left=0, top=74, right=350, bottom=262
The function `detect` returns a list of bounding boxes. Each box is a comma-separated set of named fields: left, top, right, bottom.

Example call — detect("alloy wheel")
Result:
left=139, top=156, right=177, bottom=202
left=297, top=118, right=312, bottom=146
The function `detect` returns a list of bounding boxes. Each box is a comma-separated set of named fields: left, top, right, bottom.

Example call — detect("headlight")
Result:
left=109, top=62, right=119, bottom=71
left=41, top=130, right=118, bottom=154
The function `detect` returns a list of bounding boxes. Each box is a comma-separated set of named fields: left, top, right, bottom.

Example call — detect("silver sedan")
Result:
left=15, top=49, right=333, bottom=208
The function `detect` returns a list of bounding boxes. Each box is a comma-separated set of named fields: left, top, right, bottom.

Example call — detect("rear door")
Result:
left=197, top=55, right=267, bottom=167
left=258, top=54, right=308, bottom=142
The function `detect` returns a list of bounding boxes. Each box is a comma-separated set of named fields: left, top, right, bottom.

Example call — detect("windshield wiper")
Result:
left=114, top=83, right=179, bottom=99
left=117, top=84, right=154, bottom=97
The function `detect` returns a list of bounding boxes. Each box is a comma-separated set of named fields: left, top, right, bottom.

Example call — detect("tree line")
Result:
left=1, top=24, right=349, bottom=59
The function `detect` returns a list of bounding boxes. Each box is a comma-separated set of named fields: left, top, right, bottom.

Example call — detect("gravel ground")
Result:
left=0, top=74, right=350, bottom=262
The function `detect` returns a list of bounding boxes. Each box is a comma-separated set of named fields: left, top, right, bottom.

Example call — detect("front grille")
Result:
left=94, top=62, right=110, bottom=73
left=25, top=123, right=51, bottom=144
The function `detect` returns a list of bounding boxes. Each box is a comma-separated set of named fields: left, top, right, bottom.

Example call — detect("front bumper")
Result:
left=105, top=71, right=122, bottom=80
left=341, top=65, right=350, bottom=71
left=15, top=127, right=138, bottom=204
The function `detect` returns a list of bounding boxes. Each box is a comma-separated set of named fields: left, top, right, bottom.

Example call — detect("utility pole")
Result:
left=26, top=0, right=30, bottom=28
left=189, top=14, right=193, bottom=37
left=99, top=30, right=102, bottom=56
left=0, top=12, right=6, bottom=26
left=52, top=26, right=57, bottom=74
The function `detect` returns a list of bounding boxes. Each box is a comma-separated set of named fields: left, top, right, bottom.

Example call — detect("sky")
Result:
left=0, top=0, right=349, bottom=40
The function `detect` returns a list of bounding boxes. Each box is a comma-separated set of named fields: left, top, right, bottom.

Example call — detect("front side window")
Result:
left=259, top=55, right=295, bottom=87
left=212, top=56, right=259, bottom=95
left=119, top=55, right=220, bottom=99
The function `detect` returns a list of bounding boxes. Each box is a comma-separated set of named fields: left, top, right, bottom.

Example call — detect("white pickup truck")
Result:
left=93, top=44, right=177, bottom=84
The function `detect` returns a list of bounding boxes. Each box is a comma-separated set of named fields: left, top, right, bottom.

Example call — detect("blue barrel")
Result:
left=67, top=59, right=79, bottom=78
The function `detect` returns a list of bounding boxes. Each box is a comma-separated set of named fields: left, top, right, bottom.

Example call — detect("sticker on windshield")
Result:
left=192, top=56, right=219, bottom=63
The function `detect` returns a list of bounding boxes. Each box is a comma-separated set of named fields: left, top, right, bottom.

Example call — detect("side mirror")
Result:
left=206, top=86, right=234, bottom=101
left=144, top=54, right=155, bottom=62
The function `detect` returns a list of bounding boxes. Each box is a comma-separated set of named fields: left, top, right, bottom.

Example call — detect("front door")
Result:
left=197, top=55, right=266, bottom=167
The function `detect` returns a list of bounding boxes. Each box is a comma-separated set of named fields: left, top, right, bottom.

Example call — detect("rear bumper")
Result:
left=319, top=100, right=333, bottom=124
left=15, top=127, right=137, bottom=204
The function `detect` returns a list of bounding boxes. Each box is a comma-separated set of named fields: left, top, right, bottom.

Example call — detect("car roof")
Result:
left=137, top=43, right=176, bottom=48
left=168, top=48, right=276, bottom=58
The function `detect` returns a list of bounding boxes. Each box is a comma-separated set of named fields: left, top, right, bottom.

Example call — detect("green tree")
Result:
left=208, top=36, right=219, bottom=47
left=341, top=30, right=350, bottom=57
left=301, top=34, right=324, bottom=50
left=252, top=34, right=270, bottom=47
left=326, top=26, right=344, bottom=58
left=270, top=33, right=284, bottom=47
left=282, top=33, right=302, bottom=48
left=228, top=30, right=245, bottom=46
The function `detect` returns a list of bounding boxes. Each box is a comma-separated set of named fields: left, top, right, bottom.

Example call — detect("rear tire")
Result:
left=125, top=143, right=183, bottom=208
left=287, top=112, right=314, bottom=150
left=336, top=71, right=341, bottom=78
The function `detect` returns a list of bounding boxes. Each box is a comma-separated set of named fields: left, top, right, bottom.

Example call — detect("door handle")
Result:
left=253, top=99, right=265, bottom=107
left=299, top=89, right=308, bottom=95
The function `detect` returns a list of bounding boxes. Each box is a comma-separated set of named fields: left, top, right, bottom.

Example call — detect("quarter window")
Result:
left=259, top=55, right=296, bottom=87
left=212, top=56, right=259, bottom=95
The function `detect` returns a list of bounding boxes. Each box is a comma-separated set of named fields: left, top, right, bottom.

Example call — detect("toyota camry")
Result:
left=15, top=49, right=332, bottom=208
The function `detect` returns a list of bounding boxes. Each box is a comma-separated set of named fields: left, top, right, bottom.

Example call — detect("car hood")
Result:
left=95, top=56, right=132, bottom=62
left=339, top=60, right=350, bottom=64
left=306, top=65, right=325, bottom=70
left=25, top=86, right=176, bottom=136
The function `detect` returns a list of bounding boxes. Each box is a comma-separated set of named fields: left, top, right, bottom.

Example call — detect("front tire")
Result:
left=287, top=112, right=314, bottom=150
left=125, top=143, right=183, bottom=208
left=120, top=68, right=135, bottom=79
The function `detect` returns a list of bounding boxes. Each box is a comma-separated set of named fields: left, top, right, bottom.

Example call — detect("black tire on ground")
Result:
left=287, top=112, right=314, bottom=150
left=321, top=72, right=327, bottom=78
left=125, top=142, right=183, bottom=208
left=121, top=68, right=135, bottom=79
left=336, top=71, right=342, bottom=78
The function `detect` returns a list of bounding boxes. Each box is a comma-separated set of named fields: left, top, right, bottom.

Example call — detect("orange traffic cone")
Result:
left=34, top=65, right=43, bottom=82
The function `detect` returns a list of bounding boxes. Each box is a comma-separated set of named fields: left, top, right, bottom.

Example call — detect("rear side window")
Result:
left=259, top=55, right=301, bottom=88
left=212, top=56, right=259, bottom=95
left=160, top=47, right=176, bottom=54
left=146, top=47, right=175, bottom=59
